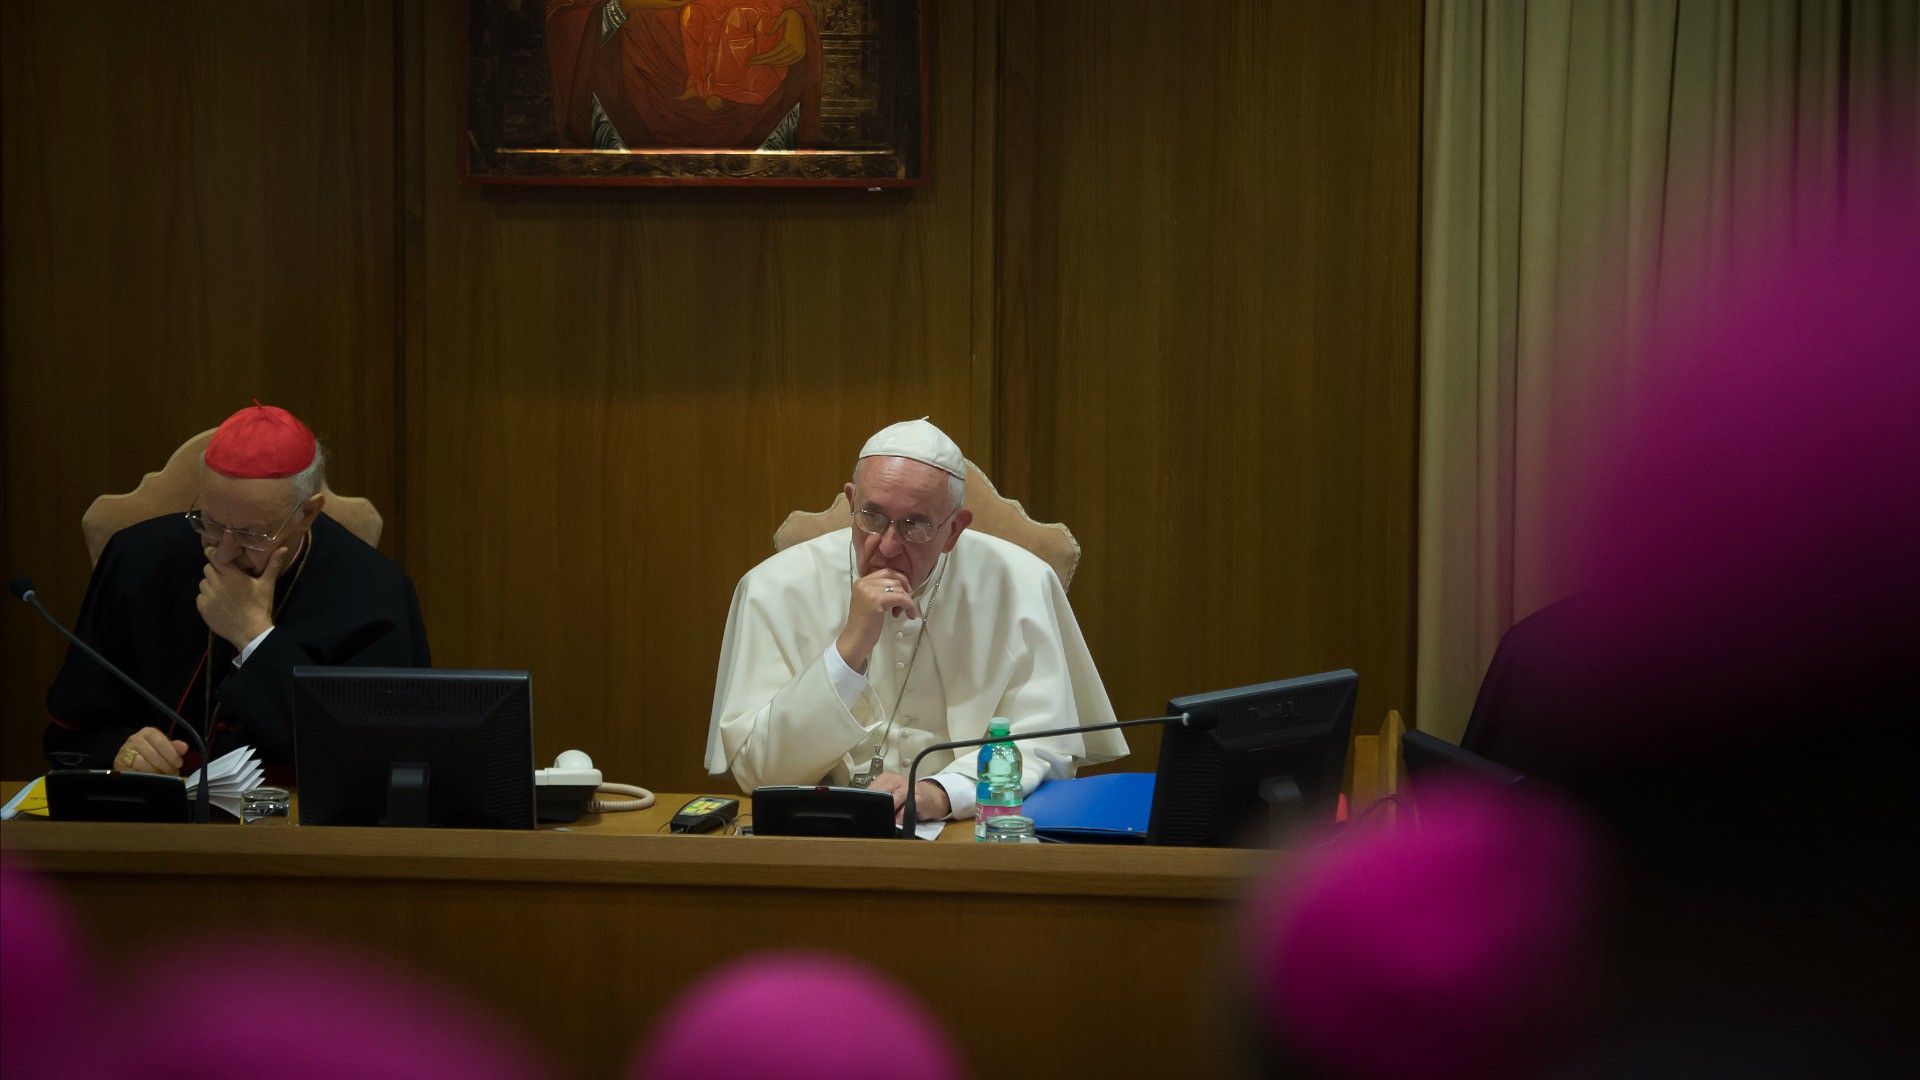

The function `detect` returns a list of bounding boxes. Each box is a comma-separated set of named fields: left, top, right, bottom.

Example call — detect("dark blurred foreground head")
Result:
left=1, top=855, right=93, bottom=1079
left=1242, top=782, right=1605, bottom=1080
left=106, top=936, right=559, bottom=1080
left=1467, top=174, right=1919, bottom=1069
left=2, top=855, right=556, bottom=1080
left=630, top=951, right=963, bottom=1080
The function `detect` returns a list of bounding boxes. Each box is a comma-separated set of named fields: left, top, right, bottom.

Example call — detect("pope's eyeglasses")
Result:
left=852, top=506, right=957, bottom=545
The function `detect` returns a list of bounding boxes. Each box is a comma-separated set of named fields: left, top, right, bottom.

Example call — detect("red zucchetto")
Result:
left=205, top=401, right=316, bottom=479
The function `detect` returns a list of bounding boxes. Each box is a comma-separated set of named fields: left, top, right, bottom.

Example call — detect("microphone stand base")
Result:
left=45, top=770, right=192, bottom=823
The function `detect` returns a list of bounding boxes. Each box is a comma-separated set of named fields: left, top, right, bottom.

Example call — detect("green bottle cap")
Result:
left=988, top=717, right=1011, bottom=737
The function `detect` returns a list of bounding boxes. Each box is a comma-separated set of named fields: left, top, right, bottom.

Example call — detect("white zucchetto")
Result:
left=857, top=418, right=966, bottom=479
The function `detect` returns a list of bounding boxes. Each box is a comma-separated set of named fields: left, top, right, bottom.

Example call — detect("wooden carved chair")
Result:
left=771, top=460, right=1081, bottom=590
left=81, top=428, right=384, bottom=566
left=1347, top=709, right=1407, bottom=829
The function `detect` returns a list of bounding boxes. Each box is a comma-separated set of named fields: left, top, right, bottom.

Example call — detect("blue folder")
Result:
left=1022, top=772, right=1155, bottom=843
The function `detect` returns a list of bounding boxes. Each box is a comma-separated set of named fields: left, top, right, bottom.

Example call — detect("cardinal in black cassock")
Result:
left=44, top=403, right=429, bottom=781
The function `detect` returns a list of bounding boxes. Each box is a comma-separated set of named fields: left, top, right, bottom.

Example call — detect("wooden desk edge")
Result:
left=1, top=822, right=1271, bottom=901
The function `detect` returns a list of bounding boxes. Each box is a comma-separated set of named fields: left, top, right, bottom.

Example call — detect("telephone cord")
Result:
left=588, top=782, right=656, bottom=813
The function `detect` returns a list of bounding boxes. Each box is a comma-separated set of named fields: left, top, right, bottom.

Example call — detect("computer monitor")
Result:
left=1147, top=668, right=1357, bottom=847
left=292, top=667, right=535, bottom=829
left=1400, top=729, right=1525, bottom=787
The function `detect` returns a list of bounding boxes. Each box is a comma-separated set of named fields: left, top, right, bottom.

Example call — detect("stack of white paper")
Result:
left=184, top=746, right=266, bottom=819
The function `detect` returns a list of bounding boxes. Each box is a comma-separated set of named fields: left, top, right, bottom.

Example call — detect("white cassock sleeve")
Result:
left=821, top=641, right=871, bottom=708
left=705, top=569, right=878, bottom=792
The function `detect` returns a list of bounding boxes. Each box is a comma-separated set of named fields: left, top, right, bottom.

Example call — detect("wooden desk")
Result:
left=3, top=789, right=1273, bottom=1080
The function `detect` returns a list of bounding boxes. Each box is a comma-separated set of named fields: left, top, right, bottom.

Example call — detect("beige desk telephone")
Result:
left=534, top=750, right=654, bottom=823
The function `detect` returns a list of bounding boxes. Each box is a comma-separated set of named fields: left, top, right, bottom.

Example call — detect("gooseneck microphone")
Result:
left=897, top=711, right=1216, bottom=838
left=11, top=575, right=211, bottom=823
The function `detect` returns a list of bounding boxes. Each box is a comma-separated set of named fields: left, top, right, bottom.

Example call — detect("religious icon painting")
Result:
left=463, top=0, right=928, bottom=187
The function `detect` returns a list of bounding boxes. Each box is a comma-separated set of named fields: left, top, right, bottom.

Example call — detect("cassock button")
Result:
left=895, top=661, right=905, bottom=668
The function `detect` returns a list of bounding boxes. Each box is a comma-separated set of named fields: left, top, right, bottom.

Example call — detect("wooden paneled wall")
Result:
left=398, top=0, right=993, bottom=786
left=1, top=3, right=401, bottom=772
left=3, top=1, right=1421, bottom=794
left=996, top=1, right=1422, bottom=770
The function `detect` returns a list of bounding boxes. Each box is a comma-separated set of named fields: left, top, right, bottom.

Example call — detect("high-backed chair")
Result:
left=771, top=460, right=1081, bottom=590
left=81, top=428, right=385, bottom=566
left=1457, top=598, right=1581, bottom=780
left=1349, top=709, right=1407, bottom=828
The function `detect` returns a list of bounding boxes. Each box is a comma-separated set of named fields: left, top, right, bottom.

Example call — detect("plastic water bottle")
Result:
left=975, top=717, right=1023, bottom=840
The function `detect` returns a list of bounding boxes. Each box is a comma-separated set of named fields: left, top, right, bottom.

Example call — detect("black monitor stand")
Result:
left=1259, top=775, right=1305, bottom=839
left=386, top=762, right=431, bottom=828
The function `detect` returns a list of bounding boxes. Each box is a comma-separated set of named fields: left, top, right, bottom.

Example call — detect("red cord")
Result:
left=171, top=647, right=210, bottom=742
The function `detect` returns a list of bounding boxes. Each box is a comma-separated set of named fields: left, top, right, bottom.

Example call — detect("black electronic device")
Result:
left=669, top=796, right=739, bottom=833
left=43, top=770, right=190, bottom=823
left=1147, top=668, right=1358, bottom=848
left=752, top=785, right=896, bottom=838
left=1401, top=729, right=1525, bottom=787
left=292, top=667, right=535, bottom=829
left=11, top=575, right=210, bottom=823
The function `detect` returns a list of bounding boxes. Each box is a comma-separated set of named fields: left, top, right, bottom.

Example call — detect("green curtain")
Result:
left=1416, top=0, right=1917, bottom=742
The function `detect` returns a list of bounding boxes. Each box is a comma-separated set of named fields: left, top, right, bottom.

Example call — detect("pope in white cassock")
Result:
left=705, top=419, right=1129, bottom=824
